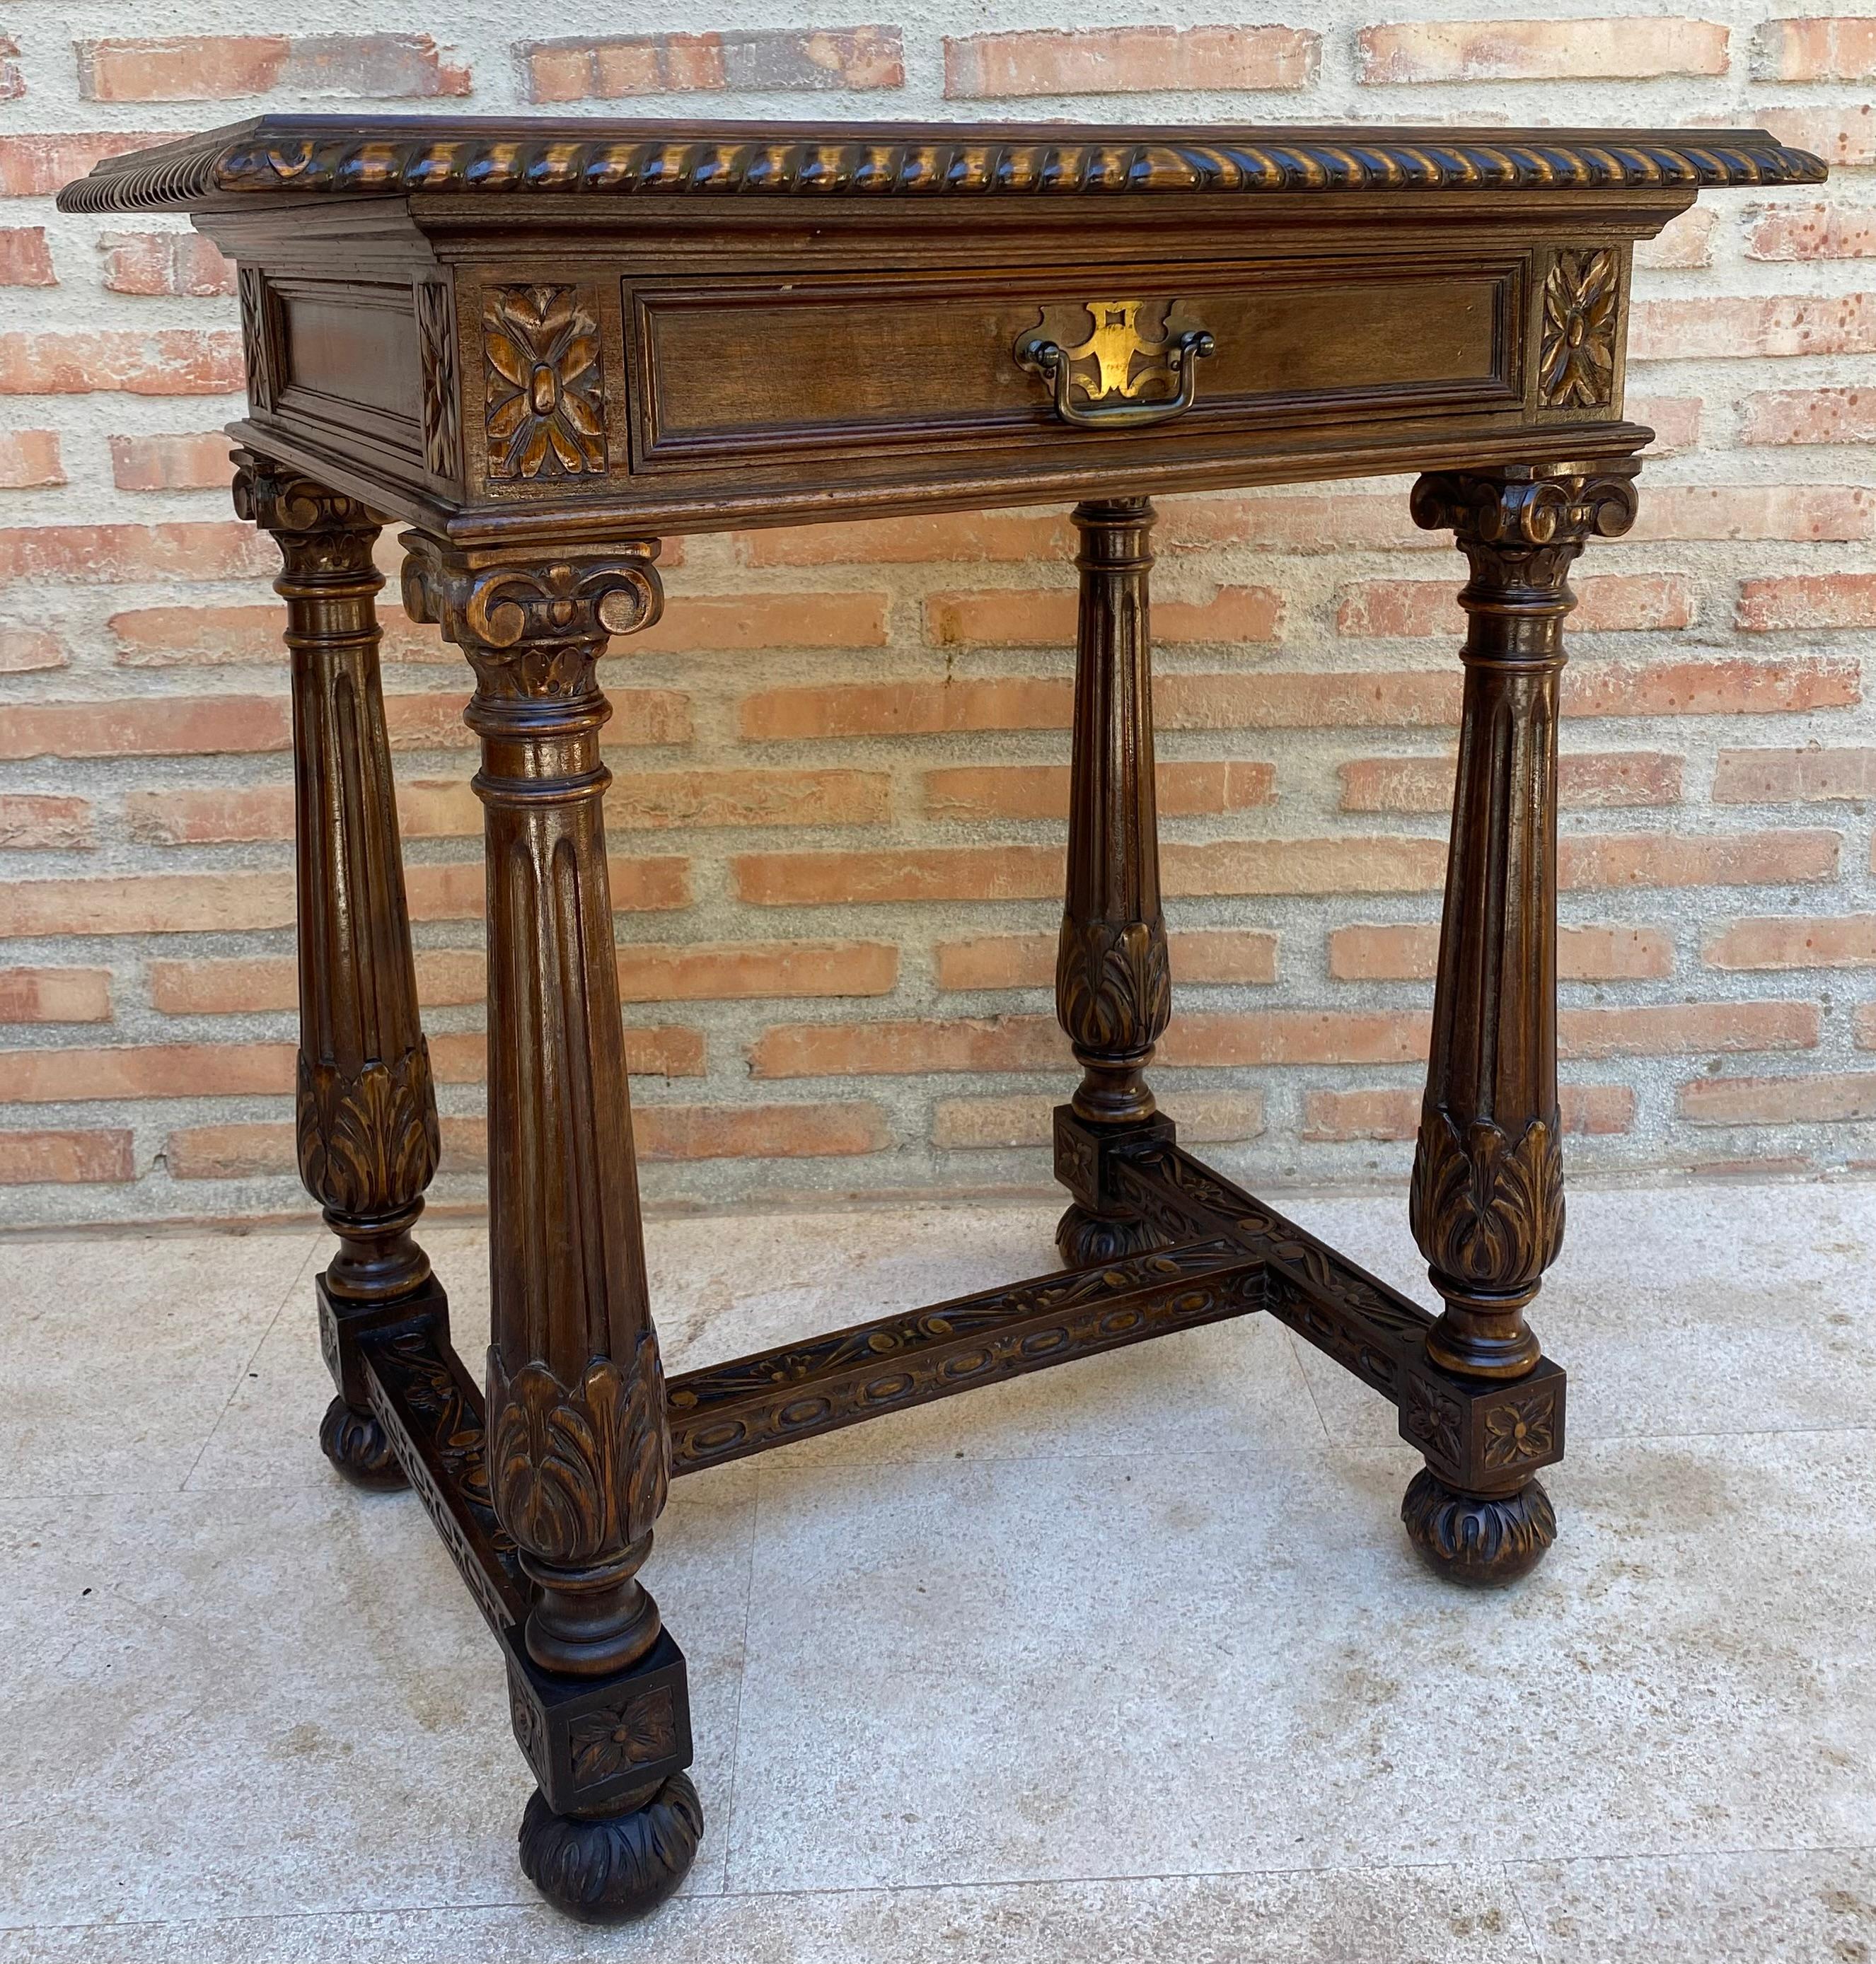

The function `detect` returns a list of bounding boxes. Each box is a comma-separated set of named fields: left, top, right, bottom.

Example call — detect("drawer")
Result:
left=627, top=256, right=1523, bottom=472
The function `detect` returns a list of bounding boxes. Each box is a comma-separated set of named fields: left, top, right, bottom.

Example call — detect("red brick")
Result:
left=618, top=941, right=898, bottom=1002
left=0, top=795, right=93, bottom=851
left=0, top=968, right=112, bottom=1022
left=108, top=602, right=441, bottom=669
left=1704, top=915, right=1876, bottom=970
left=1679, top=1073, right=1876, bottom=1125
left=1564, top=656, right=1860, bottom=717
left=1161, top=1011, right=1429, bottom=1068
left=1165, top=837, right=1447, bottom=897
left=742, top=510, right=1075, bottom=566
left=1559, top=1001, right=1819, bottom=1059
left=0, top=1129, right=135, bottom=1184
left=523, top=28, right=903, bottom=100
left=1629, top=395, right=1704, bottom=455
left=0, top=134, right=169, bottom=198
left=922, top=760, right=1274, bottom=821
left=0, top=431, right=64, bottom=487
left=0, top=628, right=66, bottom=673
left=0, top=331, right=244, bottom=395
left=1746, top=203, right=1876, bottom=262
left=1857, top=1005, right=1876, bottom=1050
left=944, top=25, right=1317, bottom=96
left=1634, top=208, right=1717, bottom=270
left=0, top=227, right=54, bottom=286
left=1303, top=1083, right=1634, bottom=1142
left=1631, top=294, right=1876, bottom=360
left=1739, top=386, right=1876, bottom=445
left=934, top=929, right=1278, bottom=991
left=149, top=958, right=296, bottom=1016
left=98, top=233, right=234, bottom=298
left=161, top=1123, right=296, bottom=1180
left=927, top=585, right=1282, bottom=649
left=1357, top=17, right=1727, bottom=80
left=741, top=677, right=1070, bottom=740
left=1632, top=484, right=1875, bottom=540
left=0, top=697, right=291, bottom=763
left=621, top=769, right=890, bottom=828
left=398, top=857, right=687, bottom=924
left=429, top=1025, right=705, bottom=1083
left=1341, top=750, right=1683, bottom=813
left=1754, top=16, right=1876, bottom=78
left=637, top=1101, right=889, bottom=1160
left=735, top=846, right=1062, bottom=907
left=0, top=523, right=269, bottom=581
left=1758, top=105, right=1876, bottom=166
left=1713, top=747, right=1876, bottom=804
left=750, top=1015, right=1063, bottom=1078
left=1329, top=922, right=1673, bottom=982
left=0, top=37, right=19, bottom=102
left=933, top=1088, right=1263, bottom=1150
left=1338, top=573, right=1693, bottom=638
left=1737, top=573, right=1876, bottom=632
left=1158, top=671, right=1459, bottom=729
left=631, top=591, right=890, bottom=655
left=0, top=1041, right=294, bottom=1102
left=77, top=35, right=469, bottom=102
left=1560, top=830, right=1838, bottom=888
left=376, top=687, right=690, bottom=751
left=0, top=872, right=295, bottom=939
left=109, top=433, right=234, bottom=492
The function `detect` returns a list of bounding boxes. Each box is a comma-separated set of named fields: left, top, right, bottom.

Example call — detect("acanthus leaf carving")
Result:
left=484, top=284, right=606, bottom=480
left=487, top=1330, right=671, bottom=1568
left=1409, top=1105, right=1565, bottom=1295
left=400, top=540, right=663, bottom=701
left=1055, top=913, right=1172, bottom=1059
left=233, top=453, right=382, bottom=579
left=1539, top=248, right=1621, bottom=409
left=295, top=1040, right=441, bottom=1222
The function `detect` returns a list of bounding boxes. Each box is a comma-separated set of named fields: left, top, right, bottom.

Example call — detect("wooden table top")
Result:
left=57, top=115, right=1826, bottom=213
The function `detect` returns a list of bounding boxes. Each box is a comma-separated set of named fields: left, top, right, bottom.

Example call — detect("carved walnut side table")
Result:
left=62, top=117, right=1824, bottom=1920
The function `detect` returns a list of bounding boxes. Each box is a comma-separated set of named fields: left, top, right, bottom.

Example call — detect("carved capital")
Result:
left=400, top=536, right=661, bottom=702
left=487, top=1331, right=671, bottom=1571
left=296, top=1040, right=441, bottom=1224
left=1410, top=463, right=1640, bottom=612
left=233, top=452, right=382, bottom=580
left=1409, top=1105, right=1565, bottom=1296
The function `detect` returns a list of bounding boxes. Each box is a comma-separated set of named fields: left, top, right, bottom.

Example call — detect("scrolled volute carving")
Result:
left=234, top=452, right=384, bottom=578
left=296, top=1040, right=441, bottom=1221
left=487, top=1330, right=671, bottom=1569
left=1410, top=465, right=1640, bottom=578
left=400, top=538, right=662, bottom=699
left=1055, top=912, right=1172, bottom=1058
left=1409, top=1105, right=1565, bottom=1295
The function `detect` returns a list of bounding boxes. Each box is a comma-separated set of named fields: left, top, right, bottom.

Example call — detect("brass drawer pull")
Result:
left=1016, top=300, right=1215, bottom=430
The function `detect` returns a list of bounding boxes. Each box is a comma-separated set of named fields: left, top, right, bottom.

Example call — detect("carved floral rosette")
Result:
left=1539, top=248, right=1620, bottom=409
left=487, top=1330, right=672, bottom=1569
left=1055, top=912, right=1172, bottom=1059
left=1409, top=1103, right=1565, bottom=1295
left=295, top=1042, right=440, bottom=1226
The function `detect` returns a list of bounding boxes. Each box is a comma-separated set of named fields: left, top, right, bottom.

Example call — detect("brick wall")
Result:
left=1, top=3, right=1872, bottom=1226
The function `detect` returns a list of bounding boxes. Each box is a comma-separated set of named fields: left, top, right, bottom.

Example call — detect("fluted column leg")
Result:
left=235, top=453, right=444, bottom=1489
left=1398, top=460, right=1640, bottom=1585
left=401, top=535, right=700, bottom=1921
left=1051, top=495, right=1174, bottom=1267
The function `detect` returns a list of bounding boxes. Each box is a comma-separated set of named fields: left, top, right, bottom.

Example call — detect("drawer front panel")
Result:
left=631, top=259, right=1520, bottom=470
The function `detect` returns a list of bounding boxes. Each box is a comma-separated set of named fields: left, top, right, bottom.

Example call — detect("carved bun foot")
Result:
left=318, top=1396, right=407, bottom=1490
left=1401, top=1467, right=1556, bottom=1588
left=1055, top=1202, right=1164, bottom=1268
left=519, top=1773, right=703, bottom=1922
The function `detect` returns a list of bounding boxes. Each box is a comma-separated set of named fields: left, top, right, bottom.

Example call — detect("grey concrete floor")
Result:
left=1, top=1179, right=1872, bottom=1962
